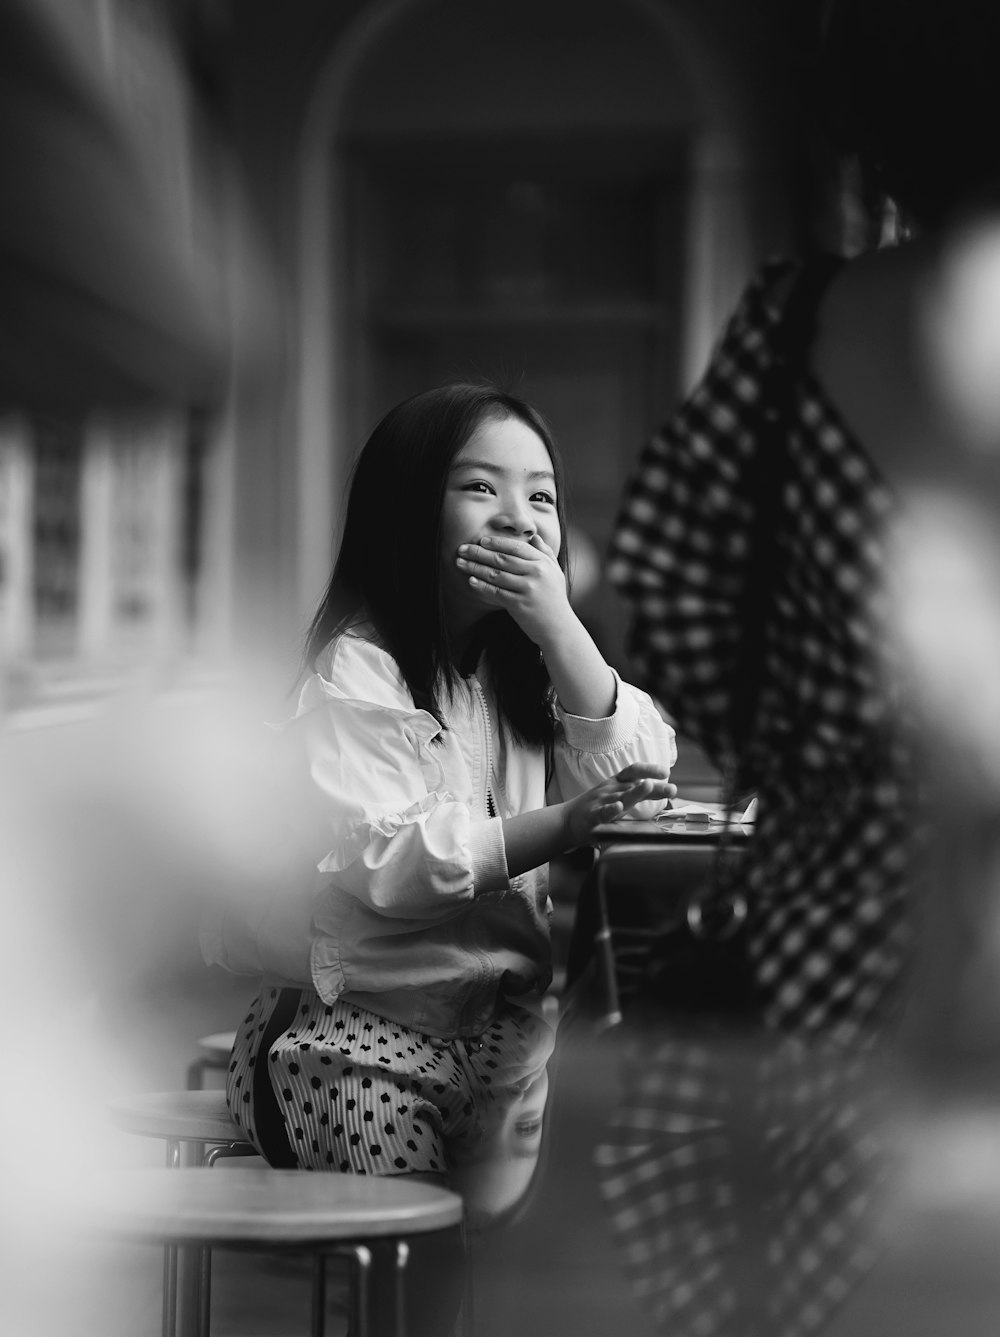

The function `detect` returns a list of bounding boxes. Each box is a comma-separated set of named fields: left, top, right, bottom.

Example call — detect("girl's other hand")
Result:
left=565, top=764, right=676, bottom=845
left=456, top=534, right=571, bottom=646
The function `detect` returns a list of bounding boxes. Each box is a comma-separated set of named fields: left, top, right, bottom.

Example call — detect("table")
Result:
left=565, top=811, right=753, bottom=1030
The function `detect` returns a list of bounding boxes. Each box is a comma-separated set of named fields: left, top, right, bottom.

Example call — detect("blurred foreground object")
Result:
left=0, top=0, right=273, bottom=412
left=0, top=0, right=281, bottom=704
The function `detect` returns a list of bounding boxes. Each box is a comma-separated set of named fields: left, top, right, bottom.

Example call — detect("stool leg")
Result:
left=594, top=876, right=623, bottom=1033
left=197, top=1248, right=212, bottom=1337
left=176, top=1248, right=202, bottom=1337
left=162, top=1139, right=180, bottom=1337
left=186, top=1058, right=207, bottom=1090
left=164, top=1138, right=204, bottom=1337
left=394, top=1240, right=409, bottom=1337
left=204, top=1142, right=257, bottom=1166
left=461, top=1236, right=475, bottom=1337
left=310, top=1253, right=326, bottom=1337
left=341, top=1244, right=371, bottom=1337
left=162, top=1244, right=178, bottom=1337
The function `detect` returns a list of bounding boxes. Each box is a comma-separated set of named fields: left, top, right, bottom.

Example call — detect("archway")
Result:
left=294, top=0, right=757, bottom=635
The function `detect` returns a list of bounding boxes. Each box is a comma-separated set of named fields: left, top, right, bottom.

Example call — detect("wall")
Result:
left=217, top=0, right=802, bottom=663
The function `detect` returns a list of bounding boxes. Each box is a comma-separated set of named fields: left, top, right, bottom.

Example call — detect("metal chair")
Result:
left=565, top=823, right=750, bottom=1031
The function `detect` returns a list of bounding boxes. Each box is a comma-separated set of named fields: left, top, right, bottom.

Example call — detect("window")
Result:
left=0, top=1, right=233, bottom=726
left=0, top=412, right=224, bottom=724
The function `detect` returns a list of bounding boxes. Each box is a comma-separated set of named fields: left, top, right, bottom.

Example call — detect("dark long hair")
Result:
left=302, top=383, right=570, bottom=747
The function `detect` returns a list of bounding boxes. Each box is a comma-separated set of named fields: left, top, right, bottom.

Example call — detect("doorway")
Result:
left=300, top=0, right=749, bottom=665
left=339, top=129, right=692, bottom=665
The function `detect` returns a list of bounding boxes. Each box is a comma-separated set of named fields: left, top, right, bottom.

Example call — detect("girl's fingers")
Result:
left=615, top=763, right=670, bottom=783
left=459, top=559, right=521, bottom=589
left=619, top=780, right=652, bottom=809
left=459, top=554, right=557, bottom=601
left=464, top=538, right=548, bottom=572
left=469, top=576, right=517, bottom=600
left=458, top=553, right=530, bottom=582
left=528, top=534, right=557, bottom=559
left=618, top=778, right=674, bottom=811
left=580, top=773, right=673, bottom=831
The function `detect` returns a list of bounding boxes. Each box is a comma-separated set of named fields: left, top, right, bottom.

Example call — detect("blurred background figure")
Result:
left=593, top=2, right=1000, bottom=1336
left=813, top=0, right=1000, bottom=1069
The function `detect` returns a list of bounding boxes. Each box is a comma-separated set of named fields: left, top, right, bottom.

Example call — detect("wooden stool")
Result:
left=186, top=1031, right=236, bottom=1090
left=109, top=1089, right=258, bottom=1337
left=88, top=1166, right=464, bottom=1337
left=108, top=1088, right=254, bottom=1168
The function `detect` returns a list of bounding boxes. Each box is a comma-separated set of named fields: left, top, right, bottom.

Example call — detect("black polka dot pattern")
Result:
left=226, top=989, right=555, bottom=1181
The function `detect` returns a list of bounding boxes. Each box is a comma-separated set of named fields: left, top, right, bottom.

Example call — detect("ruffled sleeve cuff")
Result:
left=555, top=669, right=641, bottom=754
left=310, top=937, right=344, bottom=1005
left=468, top=815, right=509, bottom=897
left=316, top=790, right=449, bottom=876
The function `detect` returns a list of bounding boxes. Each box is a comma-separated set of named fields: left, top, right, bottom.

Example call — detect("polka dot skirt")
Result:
left=227, top=986, right=554, bottom=1179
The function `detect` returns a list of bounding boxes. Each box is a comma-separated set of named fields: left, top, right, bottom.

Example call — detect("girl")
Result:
left=204, top=383, right=675, bottom=1325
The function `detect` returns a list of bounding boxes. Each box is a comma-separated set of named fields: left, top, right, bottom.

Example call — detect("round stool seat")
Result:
left=109, top=1089, right=244, bottom=1144
left=89, top=1167, right=464, bottom=1245
left=196, top=1031, right=235, bottom=1062
left=187, top=1031, right=237, bottom=1090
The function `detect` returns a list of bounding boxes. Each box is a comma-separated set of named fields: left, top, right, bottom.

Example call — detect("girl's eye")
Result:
left=463, top=481, right=495, bottom=495
left=531, top=490, right=555, bottom=505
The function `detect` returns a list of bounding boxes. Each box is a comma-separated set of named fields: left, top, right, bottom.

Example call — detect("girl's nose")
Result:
left=491, top=499, right=536, bottom=538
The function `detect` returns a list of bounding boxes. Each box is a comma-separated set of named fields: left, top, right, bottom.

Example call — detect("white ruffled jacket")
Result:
left=202, top=629, right=676, bottom=1038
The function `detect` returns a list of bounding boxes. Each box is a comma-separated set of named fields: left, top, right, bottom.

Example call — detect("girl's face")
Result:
left=440, top=414, right=562, bottom=634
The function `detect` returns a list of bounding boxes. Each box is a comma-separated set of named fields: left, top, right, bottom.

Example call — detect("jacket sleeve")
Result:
left=200, top=669, right=511, bottom=984
left=276, top=687, right=510, bottom=921
left=549, top=670, right=677, bottom=819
